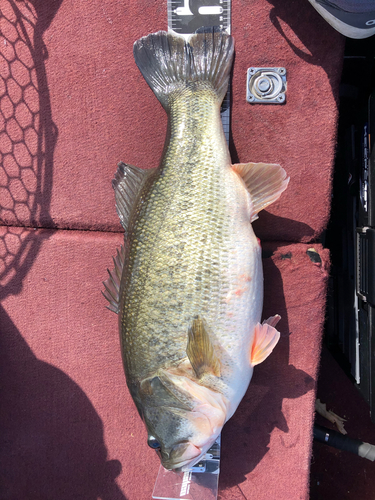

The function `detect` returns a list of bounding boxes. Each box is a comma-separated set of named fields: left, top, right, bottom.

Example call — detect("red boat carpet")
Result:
left=0, top=0, right=344, bottom=499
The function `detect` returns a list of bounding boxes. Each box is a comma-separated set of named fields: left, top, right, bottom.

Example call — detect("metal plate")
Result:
left=247, top=67, right=287, bottom=104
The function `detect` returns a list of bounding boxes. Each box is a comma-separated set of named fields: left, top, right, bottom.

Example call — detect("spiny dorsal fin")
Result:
left=112, top=162, right=156, bottom=232
left=232, top=163, right=289, bottom=222
left=250, top=315, right=281, bottom=366
left=186, top=317, right=221, bottom=378
left=102, top=244, right=126, bottom=314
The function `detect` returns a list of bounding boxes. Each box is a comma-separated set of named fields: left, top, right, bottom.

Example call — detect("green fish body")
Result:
left=103, top=29, right=289, bottom=470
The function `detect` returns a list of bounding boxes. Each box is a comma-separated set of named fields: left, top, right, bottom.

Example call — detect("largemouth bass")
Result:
left=103, top=28, right=289, bottom=471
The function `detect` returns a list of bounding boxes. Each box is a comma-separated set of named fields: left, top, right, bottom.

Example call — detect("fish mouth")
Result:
left=160, top=442, right=202, bottom=471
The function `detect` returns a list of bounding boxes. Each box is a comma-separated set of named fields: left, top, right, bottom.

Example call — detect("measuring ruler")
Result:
left=152, top=4, right=231, bottom=500
left=167, top=0, right=232, bottom=143
left=168, top=0, right=231, bottom=35
left=153, top=436, right=221, bottom=500
left=152, top=5, right=231, bottom=500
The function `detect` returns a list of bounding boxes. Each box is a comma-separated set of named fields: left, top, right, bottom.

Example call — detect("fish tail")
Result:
left=133, top=28, right=234, bottom=110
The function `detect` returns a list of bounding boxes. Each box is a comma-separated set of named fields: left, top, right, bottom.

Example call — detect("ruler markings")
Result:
left=167, top=0, right=231, bottom=142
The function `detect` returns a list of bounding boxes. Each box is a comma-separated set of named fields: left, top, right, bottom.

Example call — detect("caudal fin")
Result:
left=133, top=28, right=234, bottom=110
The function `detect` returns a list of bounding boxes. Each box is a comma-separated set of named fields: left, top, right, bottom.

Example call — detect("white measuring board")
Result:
left=167, top=0, right=231, bottom=144
left=152, top=436, right=221, bottom=500
left=152, top=3, right=231, bottom=499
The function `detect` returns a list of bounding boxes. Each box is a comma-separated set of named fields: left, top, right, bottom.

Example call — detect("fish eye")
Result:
left=147, top=436, right=161, bottom=449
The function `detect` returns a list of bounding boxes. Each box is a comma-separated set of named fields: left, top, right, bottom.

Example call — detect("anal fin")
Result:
left=187, top=317, right=221, bottom=378
left=250, top=315, right=281, bottom=366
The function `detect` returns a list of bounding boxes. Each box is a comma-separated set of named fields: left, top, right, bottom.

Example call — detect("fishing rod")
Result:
left=313, top=424, right=375, bottom=461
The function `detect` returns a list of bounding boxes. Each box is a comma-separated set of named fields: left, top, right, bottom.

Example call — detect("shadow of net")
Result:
left=0, top=0, right=57, bottom=298
left=0, top=3, right=128, bottom=498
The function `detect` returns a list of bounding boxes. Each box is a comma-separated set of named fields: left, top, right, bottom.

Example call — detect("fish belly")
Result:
left=214, top=169, right=263, bottom=419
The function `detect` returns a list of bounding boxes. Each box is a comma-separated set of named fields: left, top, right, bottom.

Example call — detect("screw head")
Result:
left=257, top=77, right=271, bottom=93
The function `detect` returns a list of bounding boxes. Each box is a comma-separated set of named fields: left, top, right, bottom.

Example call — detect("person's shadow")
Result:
left=219, top=245, right=315, bottom=490
left=266, top=0, right=344, bottom=96
left=0, top=305, right=127, bottom=499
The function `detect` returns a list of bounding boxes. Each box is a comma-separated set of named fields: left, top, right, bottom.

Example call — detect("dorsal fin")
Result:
left=102, top=245, right=126, bottom=314
left=112, top=162, right=156, bottom=232
left=232, top=162, right=289, bottom=222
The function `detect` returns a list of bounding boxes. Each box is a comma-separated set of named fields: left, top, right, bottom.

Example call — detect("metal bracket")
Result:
left=246, top=67, right=287, bottom=104
left=356, top=226, right=375, bottom=305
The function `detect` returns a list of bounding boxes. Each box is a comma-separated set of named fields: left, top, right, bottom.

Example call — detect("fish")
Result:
left=103, top=28, right=289, bottom=471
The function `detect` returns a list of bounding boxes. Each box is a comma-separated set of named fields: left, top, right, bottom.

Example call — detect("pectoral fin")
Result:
left=232, top=162, right=289, bottom=222
left=250, top=315, right=281, bottom=366
left=113, top=162, right=156, bottom=231
left=187, top=317, right=221, bottom=378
